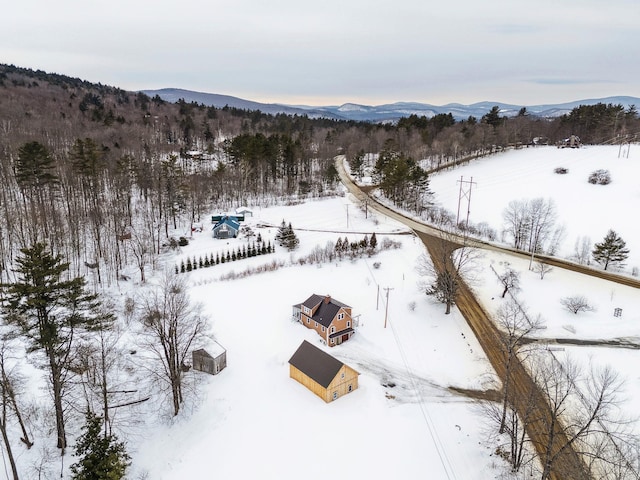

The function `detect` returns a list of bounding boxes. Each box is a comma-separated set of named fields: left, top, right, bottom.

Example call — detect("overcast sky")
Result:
left=3, top=0, right=639, bottom=107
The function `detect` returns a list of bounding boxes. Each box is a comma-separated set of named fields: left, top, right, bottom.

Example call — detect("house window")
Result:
left=341, top=372, right=345, bottom=379
left=330, top=326, right=335, bottom=333
left=306, top=317, right=310, bottom=324
left=348, top=384, right=353, bottom=392
left=331, top=338, right=335, bottom=345
left=322, top=326, right=325, bottom=332
left=338, top=313, right=344, bottom=320
left=314, top=322, right=318, bottom=328
left=347, top=321, right=351, bottom=328
left=333, top=391, right=338, bottom=400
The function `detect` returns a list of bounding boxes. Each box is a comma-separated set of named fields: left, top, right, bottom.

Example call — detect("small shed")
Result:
left=235, top=206, right=253, bottom=217
left=288, top=340, right=359, bottom=403
left=192, top=342, right=227, bottom=375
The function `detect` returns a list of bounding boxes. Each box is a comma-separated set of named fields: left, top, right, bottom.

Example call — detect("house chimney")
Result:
left=324, top=295, right=331, bottom=304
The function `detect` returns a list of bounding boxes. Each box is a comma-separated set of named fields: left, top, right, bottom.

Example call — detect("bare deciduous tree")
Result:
left=498, top=267, right=521, bottom=298
left=531, top=356, right=638, bottom=480
left=137, top=272, right=208, bottom=416
left=533, top=261, right=554, bottom=280
left=494, top=298, right=542, bottom=435
left=561, top=295, right=596, bottom=314
left=416, top=235, right=481, bottom=314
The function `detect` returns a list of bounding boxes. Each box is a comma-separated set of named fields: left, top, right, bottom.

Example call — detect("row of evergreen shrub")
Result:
left=176, top=241, right=274, bottom=273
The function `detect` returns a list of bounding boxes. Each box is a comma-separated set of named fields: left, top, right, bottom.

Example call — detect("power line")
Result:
left=456, top=176, right=476, bottom=229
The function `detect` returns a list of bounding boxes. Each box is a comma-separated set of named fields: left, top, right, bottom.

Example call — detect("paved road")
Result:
left=335, top=156, right=594, bottom=480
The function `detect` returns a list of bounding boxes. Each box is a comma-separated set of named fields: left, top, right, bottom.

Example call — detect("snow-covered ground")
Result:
left=11, top=145, right=638, bottom=479
left=130, top=141, right=640, bottom=479
left=131, top=197, right=500, bottom=479
left=428, top=145, right=640, bottom=270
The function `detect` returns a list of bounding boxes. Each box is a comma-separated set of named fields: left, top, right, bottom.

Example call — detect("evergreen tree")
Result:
left=335, top=237, right=343, bottom=258
left=70, top=411, right=130, bottom=480
left=281, top=223, right=300, bottom=251
left=592, top=229, right=630, bottom=270
left=369, top=232, right=378, bottom=252
left=15, top=141, right=59, bottom=189
left=216, top=253, right=220, bottom=265
left=0, top=243, right=112, bottom=451
left=186, top=258, right=193, bottom=271
left=180, top=260, right=185, bottom=273
left=275, top=220, right=287, bottom=246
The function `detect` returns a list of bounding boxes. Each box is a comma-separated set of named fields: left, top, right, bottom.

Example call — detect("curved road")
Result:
left=335, top=156, right=606, bottom=480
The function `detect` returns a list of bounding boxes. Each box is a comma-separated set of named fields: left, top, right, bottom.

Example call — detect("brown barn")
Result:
left=192, top=342, right=227, bottom=375
left=288, top=340, right=359, bottom=403
left=292, top=294, right=355, bottom=347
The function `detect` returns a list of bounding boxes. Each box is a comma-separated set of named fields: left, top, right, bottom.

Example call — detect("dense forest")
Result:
left=1, top=63, right=638, bottom=288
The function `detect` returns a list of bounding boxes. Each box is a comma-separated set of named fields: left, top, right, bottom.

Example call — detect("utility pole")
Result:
left=456, top=176, right=476, bottom=229
left=383, top=287, right=393, bottom=328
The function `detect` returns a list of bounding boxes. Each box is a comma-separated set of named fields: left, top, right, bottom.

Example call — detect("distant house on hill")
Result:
left=212, top=216, right=240, bottom=239
left=192, top=342, right=227, bottom=375
left=288, top=340, right=359, bottom=402
left=292, top=294, right=355, bottom=346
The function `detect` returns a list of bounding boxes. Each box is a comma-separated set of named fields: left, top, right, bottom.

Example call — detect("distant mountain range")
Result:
left=141, top=88, right=640, bottom=123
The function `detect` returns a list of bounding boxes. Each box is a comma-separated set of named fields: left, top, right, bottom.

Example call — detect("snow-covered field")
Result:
left=129, top=142, right=640, bottom=480
left=131, top=197, right=500, bottom=479
left=429, top=145, right=640, bottom=270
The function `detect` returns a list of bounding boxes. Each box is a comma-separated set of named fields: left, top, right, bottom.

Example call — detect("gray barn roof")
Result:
left=299, top=294, right=350, bottom=328
left=288, top=340, right=344, bottom=388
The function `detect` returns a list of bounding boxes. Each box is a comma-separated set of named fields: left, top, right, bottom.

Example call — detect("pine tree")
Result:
left=70, top=411, right=130, bottom=479
left=592, top=229, right=630, bottom=270
left=281, top=223, right=300, bottom=251
left=180, top=260, right=185, bottom=273
left=335, top=237, right=343, bottom=259
left=275, top=220, right=287, bottom=246
left=369, top=232, right=378, bottom=253
left=186, top=258, right=193, bottom=271
left=1, top=243, right=112, bottom=451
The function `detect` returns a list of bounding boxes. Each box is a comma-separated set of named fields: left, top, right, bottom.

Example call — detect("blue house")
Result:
left=212, top=216, right=240, bottom=239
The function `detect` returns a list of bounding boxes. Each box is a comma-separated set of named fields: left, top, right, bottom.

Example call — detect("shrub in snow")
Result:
left=560, top=295, right=595, bottom=314
left=588, top=169, right=611, bottom=185
left=554, top=167, right=569, bottom=174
